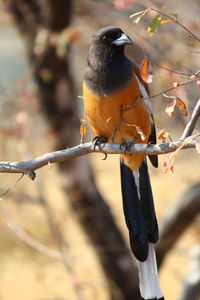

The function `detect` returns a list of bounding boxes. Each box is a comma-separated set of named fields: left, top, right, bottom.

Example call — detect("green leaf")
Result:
left=148, top=14, right=162, bottom=36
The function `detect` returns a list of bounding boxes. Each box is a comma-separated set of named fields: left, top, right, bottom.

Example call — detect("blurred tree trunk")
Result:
left=156, top=183, right=200, bottom=268
left=7, top=0, right=140, bottom=299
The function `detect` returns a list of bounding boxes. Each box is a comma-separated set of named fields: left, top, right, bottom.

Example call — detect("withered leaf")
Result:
left=158, top=129, right=170, bottom=143
left=130, top=9, right=149, bottom=24
left=140, top=57, right=153, bottom=83
left=165, top=97, right=187, bottom=117
left=80, top=124, right=87, bottom=137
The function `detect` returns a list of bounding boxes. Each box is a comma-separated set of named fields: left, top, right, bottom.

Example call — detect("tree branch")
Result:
left=181, top=99, right=200, bottom=140
left=0, top=96, right=199, bottom=179
left=0, top=138, right=198, bottom=179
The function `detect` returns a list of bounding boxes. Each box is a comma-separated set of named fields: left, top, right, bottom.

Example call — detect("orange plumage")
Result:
left=83, top=67, right=151, bottom=170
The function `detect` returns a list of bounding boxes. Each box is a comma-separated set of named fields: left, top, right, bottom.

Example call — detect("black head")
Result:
left=91, top=26, right=132, bottom=49
left=85, top=26, right=133, bottom=96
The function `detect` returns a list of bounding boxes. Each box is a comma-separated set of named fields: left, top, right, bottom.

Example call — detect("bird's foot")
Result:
left=92, top=136, right=108, bottom=160
left=120, top=138, right=137, bottom=153
left=93, top=136, right=108, bottom=148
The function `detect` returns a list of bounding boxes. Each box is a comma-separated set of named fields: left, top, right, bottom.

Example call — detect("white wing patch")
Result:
left=135, top=75, right=153, bottom=120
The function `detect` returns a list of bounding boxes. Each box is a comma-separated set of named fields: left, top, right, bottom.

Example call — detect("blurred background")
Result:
left=0, top=0, right=199, bottom=300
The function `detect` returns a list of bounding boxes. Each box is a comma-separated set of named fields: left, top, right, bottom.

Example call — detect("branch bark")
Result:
left=0, top=139, right=197, bottom=178
left=181, top=99, right=200, bottom=140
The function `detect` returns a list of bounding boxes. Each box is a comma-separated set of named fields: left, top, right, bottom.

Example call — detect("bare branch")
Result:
left=154, top=63, right=190, bottom=77
left=0, top=138, right=198, bottom=179
left=150, top=8, right=200, bottom=42
left=122, top=77, right=198, bottom=113
left=181, top=99, right=200, bottom=140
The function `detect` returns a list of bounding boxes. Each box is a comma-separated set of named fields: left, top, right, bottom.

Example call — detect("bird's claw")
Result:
left=120, top=139, right=136, bottom=153
left=92, top=136, right=108, bottom=149
left=92, top=136, right=108, bottom=160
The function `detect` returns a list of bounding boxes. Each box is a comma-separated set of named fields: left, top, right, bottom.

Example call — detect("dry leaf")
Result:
left=80, top=118, right=87, bottom=143
left=135, top=126, right=146, bottom=141
left=195, top=70, right=200, bottom=76
left=171, top=13, right=178, bottom=20
left=164, top=135, right=196, bottom=173
left=196, top=80, right=200, bottom=90
left=125, top=123, right=146, bottom=141
left=189, top=74, right=196, bottom=80
left=140, top=57, right=153, bottom=83
left=130, top=9, right=149, bottom=24
left=173, top=82, right=179, bottom=87
left=158, top=129, right=170, bottom=143
left=160, top=20, right=173, bottom=24
left=165, top=99, right=176, bottom=117
left=175, top=97, right=187, bottom=116
left=163, top=155, right=174, bottom=174
left=165, top=97, right=187, bottom=117
left=80, top=124, right=87, bottom=137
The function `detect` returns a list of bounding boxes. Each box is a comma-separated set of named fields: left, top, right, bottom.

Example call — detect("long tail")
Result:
left=120, top=158, right=164, bottom=300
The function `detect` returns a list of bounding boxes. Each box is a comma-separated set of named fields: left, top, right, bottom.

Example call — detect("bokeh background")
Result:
left=0, top=1, right=199, bottom=300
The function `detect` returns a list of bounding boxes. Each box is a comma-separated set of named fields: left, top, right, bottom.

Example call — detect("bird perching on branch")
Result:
left=83, top=26, right=164, bottom=300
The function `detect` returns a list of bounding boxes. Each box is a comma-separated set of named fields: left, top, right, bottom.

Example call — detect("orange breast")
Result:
left=83, top=75, right=151, bottom=169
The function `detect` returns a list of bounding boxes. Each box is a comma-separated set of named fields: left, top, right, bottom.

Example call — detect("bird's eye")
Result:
left=102, top=36, right=112, bottom=42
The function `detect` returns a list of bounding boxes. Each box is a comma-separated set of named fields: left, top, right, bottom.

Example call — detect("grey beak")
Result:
left=112, top=33, right=133, bottom=46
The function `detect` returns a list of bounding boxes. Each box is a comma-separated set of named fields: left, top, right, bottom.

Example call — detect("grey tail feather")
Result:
left=120, top=158, right=159, bottom=262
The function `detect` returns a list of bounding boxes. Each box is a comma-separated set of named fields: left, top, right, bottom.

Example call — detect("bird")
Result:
left=83, top=26, right=164, bottom=300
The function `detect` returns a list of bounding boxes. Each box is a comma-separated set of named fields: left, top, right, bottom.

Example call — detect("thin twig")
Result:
left=150, top=8, right=200, bottom=42
left=155, top=63, right=190, bottom=77
left=145, top=77, right=197, bottom=101
left=122, top=76, right=198, bottom=112
left=0, top=210, right=66, bottom=260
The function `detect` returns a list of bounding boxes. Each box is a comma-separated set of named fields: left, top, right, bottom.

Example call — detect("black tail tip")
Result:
left=129, top=233, right=148, bottom=262
left=148, top=221, right=159, bottom=243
